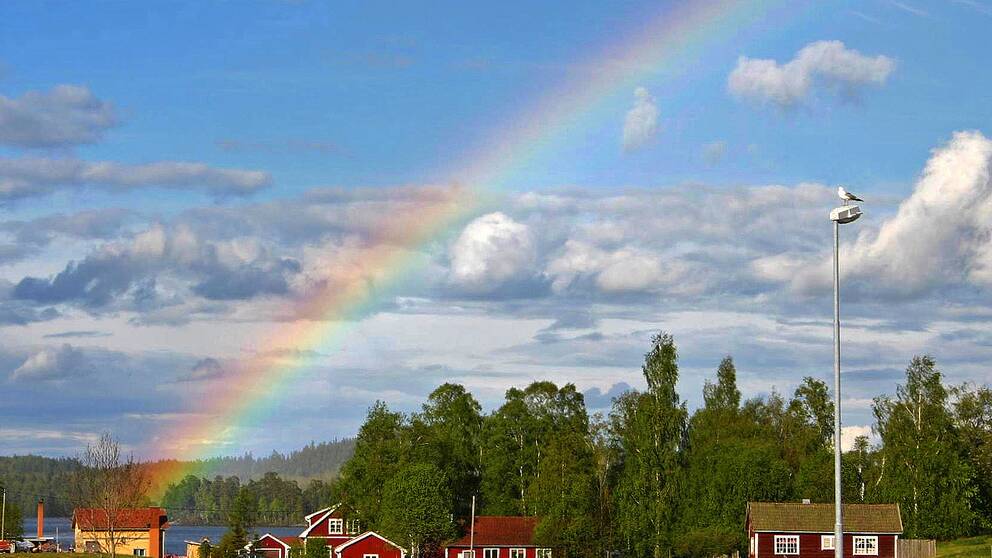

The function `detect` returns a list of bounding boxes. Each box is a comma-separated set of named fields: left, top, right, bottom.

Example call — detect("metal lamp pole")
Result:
left=830, top=202, right=862, bottom=558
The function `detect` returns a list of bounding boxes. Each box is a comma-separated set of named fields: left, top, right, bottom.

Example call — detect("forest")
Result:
left=327, top=332, right=992, bottom=558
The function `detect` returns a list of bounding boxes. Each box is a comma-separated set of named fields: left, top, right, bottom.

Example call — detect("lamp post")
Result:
left=829, top=202, right=861, bottom=558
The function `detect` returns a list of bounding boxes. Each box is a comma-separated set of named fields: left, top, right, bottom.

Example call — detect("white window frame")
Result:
left=853, top=536, right=879, bottom=556
left=328, top=518, right=344, bottom=535
left=347, top=519, right=361, bottom=535
left=462, top=552, right=476, bottom=558
left=821, top=536, right=835, bottom=551
left=774, top=535, right=799, bottom=555
left=510, top=549, right=526, bottom=558
left=133, top=550, right=146, bottom=557
left=364, top=554, right=379, bottom=558
left=484, top=549, right=499, bottom=558
left=536, top=549, right=552, bottom=558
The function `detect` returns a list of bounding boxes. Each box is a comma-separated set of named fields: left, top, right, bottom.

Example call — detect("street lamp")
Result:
left=829, top=201, right=862, bottom=558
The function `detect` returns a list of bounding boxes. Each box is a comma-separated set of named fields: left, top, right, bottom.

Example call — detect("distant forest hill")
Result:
left=0, top=438, right=355, bottom=520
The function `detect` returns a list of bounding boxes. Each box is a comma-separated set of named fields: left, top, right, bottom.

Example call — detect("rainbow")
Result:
left=144, top=0, right=787, bottom=500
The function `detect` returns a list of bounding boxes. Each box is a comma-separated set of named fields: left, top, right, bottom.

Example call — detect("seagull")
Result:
left=838, top=186, right=864, bottom=204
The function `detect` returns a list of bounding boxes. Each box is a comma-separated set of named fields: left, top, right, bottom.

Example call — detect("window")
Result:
left=463, top=552, right=476, bottom=558
left=821, top=536, right=835, bottom=550
left=774, top=536, right=799, bottom=555
left=328, top=518, right=344, bottom=534
left=537, top=549, right=552, bottom=558
left=853, top=537, right=878, bottom=556
left=484, top=549, right=500, bottom=558
left=510, top=549, right=526, bottom=558
left=347, top=519, right=361, bottom=535
left=364, top=554, right=379, bottom=558
left=133, top=550, right=146, bottom=557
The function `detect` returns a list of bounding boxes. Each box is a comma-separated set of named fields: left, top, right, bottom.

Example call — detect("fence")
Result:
left=898, top=539, right=936, bottom=558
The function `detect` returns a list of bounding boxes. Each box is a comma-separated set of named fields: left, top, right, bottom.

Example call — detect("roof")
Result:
left=449, top=516, right=539, bottom=547
left=747, top=503, right=903, bottom=534
left=257, top=534, right=300, bottom=549
left=72, top=508, right=169, bottom=531
left=334, top=531, right=406, bottom=556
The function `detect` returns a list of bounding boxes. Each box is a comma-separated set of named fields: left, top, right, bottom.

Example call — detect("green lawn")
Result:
left=939, top=536, right=992, bottom=558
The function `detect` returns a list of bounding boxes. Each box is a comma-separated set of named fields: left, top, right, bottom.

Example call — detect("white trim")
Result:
left=334, top=531, right=407, bottom=557
left=509, top=549, right=526, bottom=558
left=328, top=518, right=344, bottom=536
left=258, top=534, right=293, bottom=550
left=364, top=555, right=379, bottom=558
left=821, top=535, right=836, bottom=550
left=773, top=535, right=799, bottom=555
left=483, top=549, right=499, bottom=558
left=536, top=549, right=552, bottom=558
left=306, top=506, right=340, bottom=523
left=853, top=536, right=879, bottom=556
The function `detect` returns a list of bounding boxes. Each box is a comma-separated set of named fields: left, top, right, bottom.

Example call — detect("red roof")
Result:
left=73, top=508, right=169, bottom=531
left=449, top=516, right=538, bottom=547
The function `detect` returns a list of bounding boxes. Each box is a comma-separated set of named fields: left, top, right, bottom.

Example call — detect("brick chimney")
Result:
left=37, top=499, right=44, bottom=538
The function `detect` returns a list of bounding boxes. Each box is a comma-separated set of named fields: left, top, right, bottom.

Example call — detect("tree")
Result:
left=1, top=500, right=24, bottom=539
left=873, top=355, right=976, bottom=538
left=409, top=383, right=483, bottom=518
left=337, top=401, right=407, bottom=525
left=71, top=432, right=151, bottom=557
left=379, top=463, right=454, bottom=558
left=612, top=332, right=688, bottom=558
left=215, top=487, right=257, bottom=558
left=951, top=383, right=992, bottom=530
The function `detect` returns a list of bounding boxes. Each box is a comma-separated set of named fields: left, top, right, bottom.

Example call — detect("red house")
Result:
left=746, top=502, right=903, bottom=558
left=300, top=505, right=363, bottom=552
left=334, top=532, right=406, bottom=558
left=254, top=534, right=300, bottom=558
left=444, top=517, right=552, bottom=558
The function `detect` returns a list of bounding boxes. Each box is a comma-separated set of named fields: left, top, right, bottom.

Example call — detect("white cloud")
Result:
left=10, top=343, right=87, bottom=381
left=0, top=157, right=271, bottom=200
left=728, top=40, right=895, bottom=106
left=0, top=85, right=117, bottom=148
left=545, top=240, right=690, bottom=294
left=449, top=212, right=536, bottom=293
left=622, top=86, right=659, bottom=152
left=771, top=131, right=992, bottom=296
left=841, top=424, right=874, bottom=451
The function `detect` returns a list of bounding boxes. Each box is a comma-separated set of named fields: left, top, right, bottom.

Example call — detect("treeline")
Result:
left=161, top=472, right=336, bottom=525
left=160, top=439, right=356, bottom=483
left=332, top=333, right=992, bottom=558
left=0, top=455, right=81, bottom=517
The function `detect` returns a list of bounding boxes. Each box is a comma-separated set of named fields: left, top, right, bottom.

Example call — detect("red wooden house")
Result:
left=334, top=532, right=406, bottom=558
left=444, top=517, right=552, bottom=558
left=254, top=534, right=300, bottom=558
left=299, top=505, right=364, bottom=553
left=746, top=502, right=903, bottom=558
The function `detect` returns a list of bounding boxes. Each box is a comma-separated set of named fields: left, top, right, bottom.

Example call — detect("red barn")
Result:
left=254, top=534, right=300, bottom=558
left=300, top=505, right=364, bottom=553
left=333, top=532, right=406, bottom=558
left=746, top=502, right=903, bottom=558
left=444, top=517, right=552, bottom=558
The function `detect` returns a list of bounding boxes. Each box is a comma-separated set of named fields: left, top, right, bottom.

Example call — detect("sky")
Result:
left=1, top=0, right=992, bottom=459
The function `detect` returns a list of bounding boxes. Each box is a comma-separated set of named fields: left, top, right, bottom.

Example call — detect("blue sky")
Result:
left=1, top=0, right=992, bottom=457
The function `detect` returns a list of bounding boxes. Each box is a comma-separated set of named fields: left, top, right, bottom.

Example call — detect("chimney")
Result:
left=37, top=499, right=44, bottom=538
left=802, top=498, right=811, bottom=505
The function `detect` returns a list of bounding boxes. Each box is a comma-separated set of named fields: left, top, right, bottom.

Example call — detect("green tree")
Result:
left=409, top=383, right=483, bottom=518
left=2, top=501, right=24, bottom=539
left=952, top=383, right=992, bottom=530
left=873, top=355, right=976, bottom=538
left=337, top=401, right=407, bottom=525
left=379, top=463, right=454, bottom=557
left=612, top=332, right=688, bottom=558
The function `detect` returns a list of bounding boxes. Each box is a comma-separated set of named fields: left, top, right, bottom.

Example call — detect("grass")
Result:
left=939, top=536, right=992, bottom=558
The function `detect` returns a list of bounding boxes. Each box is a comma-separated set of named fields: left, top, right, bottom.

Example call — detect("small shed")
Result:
left=334, top=532, right=405, bottom=558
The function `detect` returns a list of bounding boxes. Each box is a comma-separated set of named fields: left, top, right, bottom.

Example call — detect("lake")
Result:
left=22, top=517, right=303, bottom=556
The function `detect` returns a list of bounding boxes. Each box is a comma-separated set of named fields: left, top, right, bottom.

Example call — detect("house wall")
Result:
left=256, top=537, right=290, bottom=558
left=338, top=536, right=403, bottom=558
left=753, top=533, right=896, bottom=558
left=74, top=528, right=161, bottom=557
left=446, top=547, right=544, bottom=558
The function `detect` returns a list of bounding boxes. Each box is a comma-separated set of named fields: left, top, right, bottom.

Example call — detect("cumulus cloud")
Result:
left=0, top=157, right=271, bottom=200
left=765, top=131, right=992, bottom=298
left=841, top=424, right=874, bottom=451
left=728, top=40, right=895, bottom=106
left=10, top=344, right=88, bottom=381
left=622, top=86, right=659, bottom=152
left=449, top=212, right=538, bottom=294
left=0, top=85, right=117, bottom=148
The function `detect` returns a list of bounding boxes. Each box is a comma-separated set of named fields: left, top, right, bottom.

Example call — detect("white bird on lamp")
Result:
left=837, top=186, right=864, bottom=205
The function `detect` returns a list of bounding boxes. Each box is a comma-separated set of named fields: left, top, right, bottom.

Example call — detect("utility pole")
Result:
left=1, top=485, right=6, bottom=541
